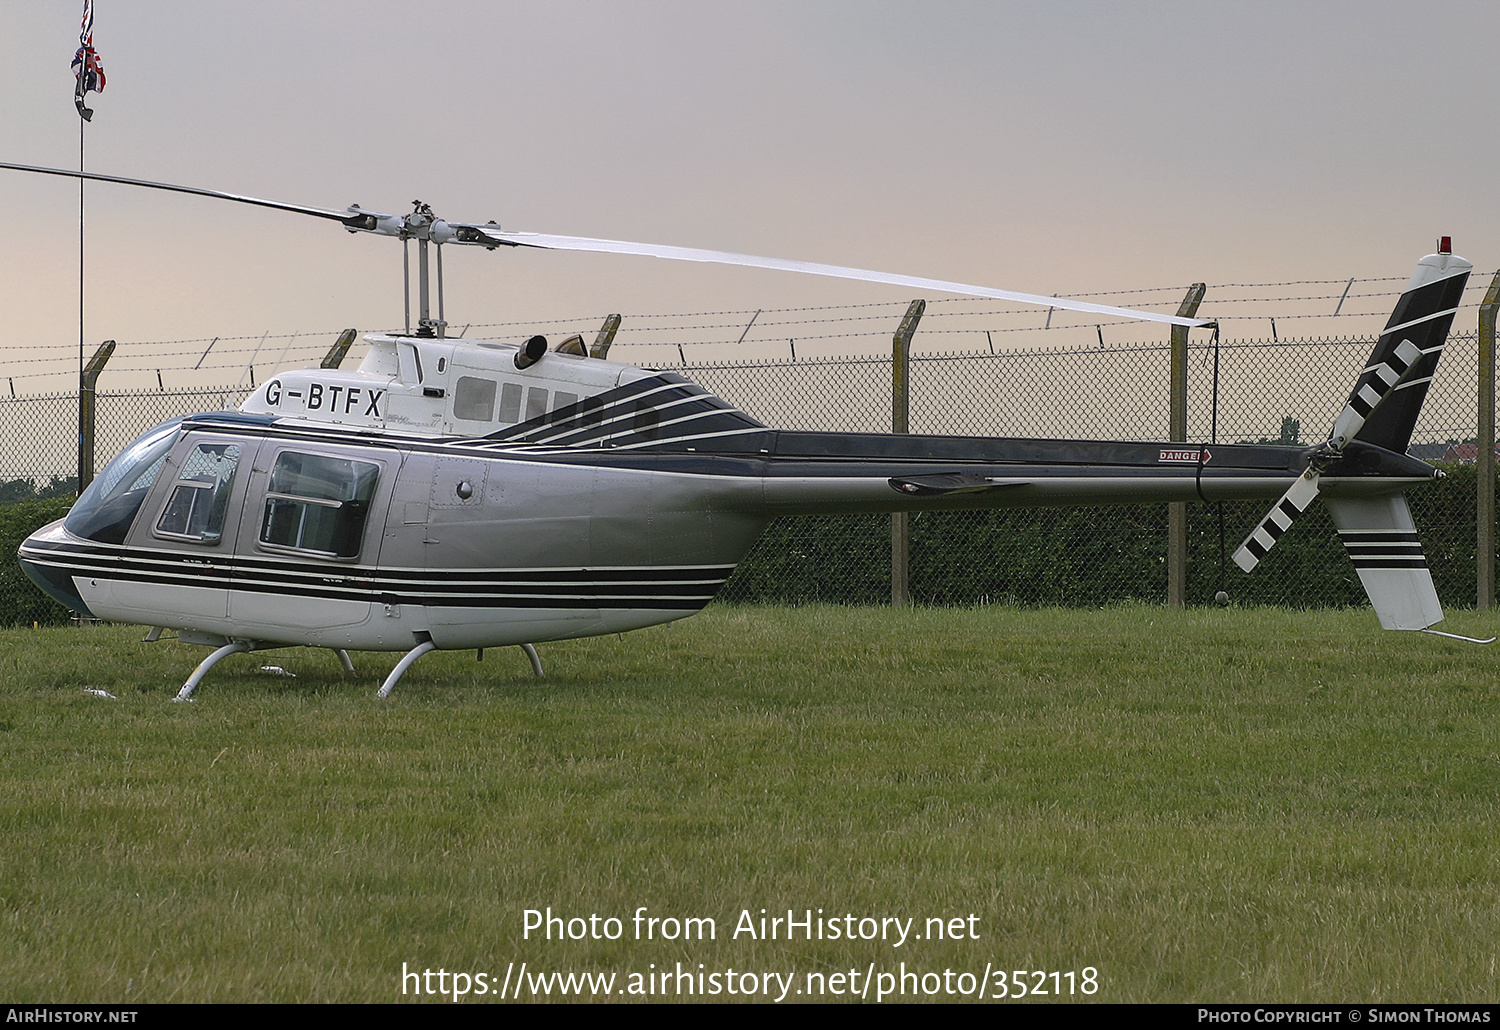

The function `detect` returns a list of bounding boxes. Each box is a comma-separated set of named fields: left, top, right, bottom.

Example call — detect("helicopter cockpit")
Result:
left=64, top=416, right=184, bottom=545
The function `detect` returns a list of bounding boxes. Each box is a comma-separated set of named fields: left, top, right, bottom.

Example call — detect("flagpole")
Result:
left=78, top=111, right=85, bottom=495
left=73, top=0, right=102, bottom=493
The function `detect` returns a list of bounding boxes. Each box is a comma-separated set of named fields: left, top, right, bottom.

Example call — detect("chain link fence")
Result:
left=0, top=386, right=252, bottom=499
left=0, top=328, right=1486, bottom=610
left=663, top=331, right=1484, bottom=608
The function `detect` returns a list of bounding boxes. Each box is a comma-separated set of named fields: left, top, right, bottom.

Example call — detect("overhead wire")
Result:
left=0, top=271, right=1490, bottom=388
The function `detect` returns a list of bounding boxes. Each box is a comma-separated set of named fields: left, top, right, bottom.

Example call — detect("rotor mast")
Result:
left=402, top=201, right=446, bottom=338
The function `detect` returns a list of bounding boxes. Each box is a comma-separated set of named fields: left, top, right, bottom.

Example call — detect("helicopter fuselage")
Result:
left=18, top=333, right=1436, bottom=654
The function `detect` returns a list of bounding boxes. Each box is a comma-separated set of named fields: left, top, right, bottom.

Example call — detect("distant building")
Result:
left=1407, top=441, right=1450, bottom=461
left=1434, top=442, right=1500, bottom=464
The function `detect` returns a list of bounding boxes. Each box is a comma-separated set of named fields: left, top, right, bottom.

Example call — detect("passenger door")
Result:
left=229, top=442, right=398, bottom=633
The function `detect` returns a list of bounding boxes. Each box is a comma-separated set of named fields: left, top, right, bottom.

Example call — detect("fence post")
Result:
left=891, top=300, right=925, bottom=607
left=77, top=339, right=116, bottom=494
left=320, top=328, right=358, bottom=369
left=1167, top=283, right=1207, bottom=607
left=1478, top=272, right=1500, bottom=608
left=590, top=314, right=622, bottom=359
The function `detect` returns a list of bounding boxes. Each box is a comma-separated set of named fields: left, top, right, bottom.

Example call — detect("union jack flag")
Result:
left=72, top=0, right=105, bottom=120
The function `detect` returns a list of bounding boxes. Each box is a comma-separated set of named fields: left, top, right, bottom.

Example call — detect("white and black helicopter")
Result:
left=2, top=161, right=1477, bottom=699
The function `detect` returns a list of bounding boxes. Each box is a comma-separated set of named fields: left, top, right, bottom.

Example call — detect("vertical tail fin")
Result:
left=1324, top=494, right=1443, bottom=630
left=1233, top=245, right=1471, bottom=630
left=1349, top=249, right=1471, bottom=453
left=1233, top=247, right=1470, bottom=576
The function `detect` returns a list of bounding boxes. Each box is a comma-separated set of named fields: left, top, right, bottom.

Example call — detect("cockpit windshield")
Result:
left=64, top=417, right=185, bottom=544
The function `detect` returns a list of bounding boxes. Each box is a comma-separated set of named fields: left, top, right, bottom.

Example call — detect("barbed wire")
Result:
left=0, top=271, right=1491, bottom=386
left=661, top=329, right=1481, bottom=368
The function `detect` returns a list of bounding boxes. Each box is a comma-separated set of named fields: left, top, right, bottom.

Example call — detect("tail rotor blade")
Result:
left=1237, top=337, right=1424, bottom=572
left=1232, top=472, right=1322, bottom=572
left=1329, top=338, right=1423, bottom=447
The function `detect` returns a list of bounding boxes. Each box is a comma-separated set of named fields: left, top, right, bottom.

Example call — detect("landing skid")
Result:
left=159, top=627, right=544, bottom=699
left=375, top=638, right=435, bottom=699
left=375, top=637, right=545, bottom=699
left=172, top=643, right=358, bottom=700
left=174, top=641, right=252, bottom=701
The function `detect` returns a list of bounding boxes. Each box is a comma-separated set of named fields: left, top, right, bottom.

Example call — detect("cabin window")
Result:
left=498, top=382, right=523, bottom=423
left=65, top=417, right=183, bottom=544
left=554, top=391, right=579, bottom=412
left=633, top=398, right=660, bottom=436
left=154, top=443, right=241, bottom=543
left=526, top=387, right=549, bottom=421
left=259, top=452, right=379, bottom=559
left=454, top=376, right=497, bottom=421
left=397, top=343, right=424, bottom=384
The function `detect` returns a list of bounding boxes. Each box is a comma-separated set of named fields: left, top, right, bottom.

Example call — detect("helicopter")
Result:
left=2, top=162, right=1479, bottom=699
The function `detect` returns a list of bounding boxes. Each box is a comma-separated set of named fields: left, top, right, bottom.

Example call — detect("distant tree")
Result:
left=38, top=476, right=77, bottom=500
left=0, top=480, right=34, bottom=504
left=1239, top=416, right=1302, bottom=446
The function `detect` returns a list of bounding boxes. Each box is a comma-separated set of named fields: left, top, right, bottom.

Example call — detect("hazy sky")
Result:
left=3, top=1, right=1498, bottom=380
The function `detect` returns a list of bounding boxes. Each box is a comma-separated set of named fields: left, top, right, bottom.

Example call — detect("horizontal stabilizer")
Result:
left=888, top=473, right=1028, bottom=496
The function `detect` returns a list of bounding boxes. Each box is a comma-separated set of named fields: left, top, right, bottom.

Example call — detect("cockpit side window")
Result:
left=259, top=451, right=379, bottom=559
left=64, top=418, right=183, bottom=544
left=154, top=443, right=241, bottom=543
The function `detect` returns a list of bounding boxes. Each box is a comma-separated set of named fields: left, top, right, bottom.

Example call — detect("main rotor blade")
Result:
left=1, top=160, right=1210, bottom=328
left=0, top=160, right=363, bottom=227
left=475, top=229, right=1209, bottom=328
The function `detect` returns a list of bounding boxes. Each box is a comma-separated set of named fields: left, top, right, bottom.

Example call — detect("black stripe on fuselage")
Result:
left=19, top=540, right=732, bottom=610
left=182, top=414, right=1335, bottom=479
left=485, top=374, right=765, bottom=450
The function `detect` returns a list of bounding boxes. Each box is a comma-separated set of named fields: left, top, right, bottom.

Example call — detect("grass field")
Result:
left=2, top=604, right=1499, bottom=1003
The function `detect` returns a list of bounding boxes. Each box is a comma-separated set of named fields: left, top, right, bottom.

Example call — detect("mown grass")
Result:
left=2, top=604, right=1498, bottom=1003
